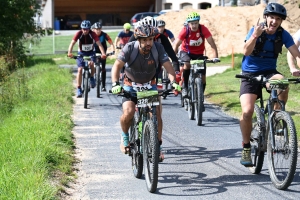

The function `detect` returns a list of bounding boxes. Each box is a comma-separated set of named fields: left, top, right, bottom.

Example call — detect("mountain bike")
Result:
left=185, top=57, right=220, bottom=125
left=235, top=74, right=298, bottom=190
left=110, top=87, right=173, bottom=193
left=94, top=52, right=114, bottom=98
left=71, top=55, right=93, bottom=109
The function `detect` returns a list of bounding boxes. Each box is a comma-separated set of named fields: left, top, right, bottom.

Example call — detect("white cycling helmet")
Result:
left=141, top=16, right=157, bottom=27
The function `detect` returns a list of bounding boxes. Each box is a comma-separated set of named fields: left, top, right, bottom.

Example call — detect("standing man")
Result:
left=67, top=20, right=106, bottom=97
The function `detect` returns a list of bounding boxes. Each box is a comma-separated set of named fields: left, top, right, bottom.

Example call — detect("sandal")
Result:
left=120, top=133, right=130, bottom=154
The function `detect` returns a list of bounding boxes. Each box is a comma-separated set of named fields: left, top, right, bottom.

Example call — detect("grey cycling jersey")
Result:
left=117, top=41, right=170, bottom=83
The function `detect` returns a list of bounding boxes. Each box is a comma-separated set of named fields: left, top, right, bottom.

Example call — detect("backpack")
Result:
left=184, top=24, right=204, bottom=54
left=250, top=26, right=283, bottom=58
left=126, top=41, right=161, bottom=78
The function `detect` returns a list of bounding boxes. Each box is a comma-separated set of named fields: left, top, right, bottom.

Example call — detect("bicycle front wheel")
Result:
left=194, top=77, right=204, bottom=126
left=96, top=65, right=102, bottom=98
left=83, top=71, right=89, bottom=109
left=267, top=111, right=297, bottom=190
left=143, top=120, right=159, bottom=193
left=249, top=104, right=265, bottom=174
left=187, top=81, right=195, bottom=120
left=130, top=111, right=143, bottom=178
left=162, top=67, right=168, bottom=99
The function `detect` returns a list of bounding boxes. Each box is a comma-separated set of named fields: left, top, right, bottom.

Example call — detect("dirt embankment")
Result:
left=157, top=1, right=300, bottom=58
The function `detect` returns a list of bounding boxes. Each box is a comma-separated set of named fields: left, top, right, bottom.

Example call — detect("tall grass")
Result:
left=0, top=55, right=74, bottom=199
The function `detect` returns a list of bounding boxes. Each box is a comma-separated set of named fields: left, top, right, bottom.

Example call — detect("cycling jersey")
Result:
left=117, top=31, right=133, bottom=45
left=162, top=29, right=174, bottom=40
left=178, top=24, right=212, bottom=55
left=118, top=41, right=169, bottom=84
left=242, top=27, right=294, bottom=72
left=72, top=30, right=99, bottom=53
left=94, top=31, right=113, bottom=53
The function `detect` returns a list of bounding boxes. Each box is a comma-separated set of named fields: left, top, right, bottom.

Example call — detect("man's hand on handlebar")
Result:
left=212, top=58, right=220, bottom=63
left=172, top=82, right=182, bottom=92
left=111, top=85, right=122, bottom=94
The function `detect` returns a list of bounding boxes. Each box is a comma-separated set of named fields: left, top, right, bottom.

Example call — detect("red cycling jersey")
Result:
left=72, top=30, right=99, bottom=52
left=178, top=24, right=212, bottom=55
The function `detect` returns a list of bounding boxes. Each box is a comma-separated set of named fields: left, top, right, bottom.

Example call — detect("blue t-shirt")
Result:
left=117, top=31, right=133, bottom=45
left=242, top=27, right=294, bottom=73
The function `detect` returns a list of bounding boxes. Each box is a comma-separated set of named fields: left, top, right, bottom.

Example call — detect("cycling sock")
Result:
left=243, top=142, right=251, bottom=148
left=203, top=83, right=206, bottom=93
left=183, top=69, right=190, bottom=88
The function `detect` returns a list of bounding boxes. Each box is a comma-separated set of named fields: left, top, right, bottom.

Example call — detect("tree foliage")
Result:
left=0, top=0, right=41, bottom=70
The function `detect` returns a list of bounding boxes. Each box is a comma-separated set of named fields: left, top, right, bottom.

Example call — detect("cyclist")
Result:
left=114, top=23, right=133, bottom=49
left=238, top=3, right=300, bottom=166
left=173, top=12, right=219, bottom=99
left=128, top=16, right=180, bottom=74
left=287, top=29, right=300, bottom=72
left=111, top=24, right=181, bottom=161
left=157, top=20, right=175, bottom=43
left=67, top=20, right=106, bottom=97
left=91, top=22, right=115, bottom=92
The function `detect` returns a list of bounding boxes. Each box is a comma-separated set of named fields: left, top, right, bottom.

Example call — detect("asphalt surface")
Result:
left=64, top=65, right=300, bottom=200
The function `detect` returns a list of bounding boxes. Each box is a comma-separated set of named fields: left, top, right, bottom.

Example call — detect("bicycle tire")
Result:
left=83, top=71, right=89, bottom=109
left=180, top=93, right=184, bottom=107
left=267, top=111, right=297, bottom=190
left=96, top=64, right=102, bottom=98
left=187, top=81, right=195, bottom=120
left=248, top=104, right=265, bottom=174
left=130, top=111, right=143, bottom=178
left=143, top=120, right=159, bottom=193
left=194, top=77, right=204, bottom=126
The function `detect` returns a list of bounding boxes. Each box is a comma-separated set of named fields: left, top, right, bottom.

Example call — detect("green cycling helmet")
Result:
left=123, top=23, right=131, bottom=29
left=186, top=12, right=200, bottom=22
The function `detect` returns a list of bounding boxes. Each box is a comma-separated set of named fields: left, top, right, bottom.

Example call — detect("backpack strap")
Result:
left=127, top=41, right=159, bottom=70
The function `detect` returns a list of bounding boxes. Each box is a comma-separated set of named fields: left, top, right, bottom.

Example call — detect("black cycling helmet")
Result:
left=134, top=24, right=158, bottom=39
left=157, top=20, right=166, bottom=27
left=263, top=3, right=287, bottom=20
left=93, top=22, right=102, bottom=29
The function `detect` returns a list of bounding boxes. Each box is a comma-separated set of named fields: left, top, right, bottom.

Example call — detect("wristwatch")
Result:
left=112, top=81, right=120, bottom=87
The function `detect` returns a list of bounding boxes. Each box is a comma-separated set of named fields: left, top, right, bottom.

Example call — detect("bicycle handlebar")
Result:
left=69, top=52, right=115, bottom=59
left=235, top=74, right=300, bottom=84
left=109, top=88, right=174, bottom=98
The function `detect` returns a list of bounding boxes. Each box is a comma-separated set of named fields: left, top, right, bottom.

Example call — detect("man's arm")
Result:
left=172, top=38, right=182, bottom=54
left=111, top=59, right=126, bottom=83
left=206, top=36, right=218, bottom=58
left=244, top=19, right=266, bottom=56
left=95, top=40, right=106, bottom=55
left=287, top=37, right=300, bottom=72
left=287, top=44, right=300, bottom=76
left=114, top=37, right=120, bottom=47
left=67, top=40, right=76, bottom=57
left=162, top=61, right=175, bottom=82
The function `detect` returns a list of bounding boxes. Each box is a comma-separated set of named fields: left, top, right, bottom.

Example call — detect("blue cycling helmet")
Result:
left=186, top=12, right=200, bottom=22
left=263, top=3, right=287, bottom=20
left=81, top=20, right=91, bottom=29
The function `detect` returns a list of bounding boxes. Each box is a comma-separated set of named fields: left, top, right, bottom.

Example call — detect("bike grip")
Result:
left=235, top=74, right=248, bottom=79
left=109, top=90, right=112, bottom=93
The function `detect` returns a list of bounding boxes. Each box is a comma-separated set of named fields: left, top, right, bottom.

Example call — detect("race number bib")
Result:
left=136, top=90, right=159, bottom=107
left=132, top=81, right=152, bottom=92
left=189, top=37, right=203, bottom=46
left=82, top=44, right=93, bottom=51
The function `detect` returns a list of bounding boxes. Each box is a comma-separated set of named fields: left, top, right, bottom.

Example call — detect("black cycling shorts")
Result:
left=179, top=51, right=207, bottom=75
left=239, top=69, right=282, bottom=99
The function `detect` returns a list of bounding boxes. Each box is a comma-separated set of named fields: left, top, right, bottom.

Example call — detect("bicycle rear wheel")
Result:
left=194, top=77, right=204, bottom=126
left=267, top=111, right=297, bottom=190
left=249, top=104, right=265, bottom=174
left=143, top=120, right=159, bottom=193
left=83, top=71, right=89, bottom=109
left=130, top=111, right=143, bottom=178
left=96, top=64, right=102, bottom=98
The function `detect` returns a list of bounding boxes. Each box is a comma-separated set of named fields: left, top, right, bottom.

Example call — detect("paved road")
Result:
left=64, top=65, right=300, bottom=200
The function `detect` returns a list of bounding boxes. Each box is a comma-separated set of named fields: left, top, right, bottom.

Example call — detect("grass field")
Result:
left=25, top=31, right=120, bottom=55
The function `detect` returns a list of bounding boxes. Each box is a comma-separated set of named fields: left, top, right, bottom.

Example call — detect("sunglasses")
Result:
left=82, top=28, right=89, bottom=31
